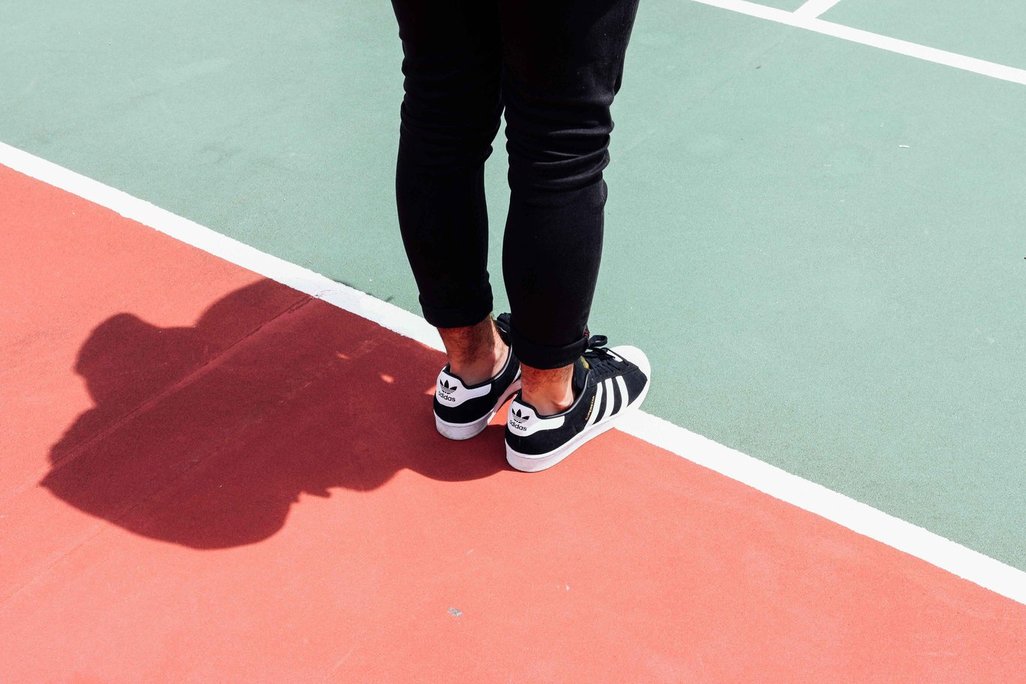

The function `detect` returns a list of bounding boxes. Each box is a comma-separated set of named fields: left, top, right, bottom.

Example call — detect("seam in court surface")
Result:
left=688, top=0, right=1026, bottom=86
left=3, top=140, right=1024, bottom=607
left=0, top=294, right=313, bottom=513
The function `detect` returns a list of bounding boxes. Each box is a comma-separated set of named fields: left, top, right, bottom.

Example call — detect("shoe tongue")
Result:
left=572, top=356, right=588, bottom=397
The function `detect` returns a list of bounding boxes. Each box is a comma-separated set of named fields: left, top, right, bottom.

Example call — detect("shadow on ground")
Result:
left=40, top=279, right=505, bottom=548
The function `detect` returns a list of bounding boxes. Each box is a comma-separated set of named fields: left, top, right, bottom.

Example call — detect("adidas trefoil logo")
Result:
left=511, top=407, right=529, bottom=423
left=437, top=377, right=459, bottom=403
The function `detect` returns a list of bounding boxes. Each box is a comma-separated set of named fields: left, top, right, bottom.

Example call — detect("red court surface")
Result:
left=2, top=164, right=1025, bottom=681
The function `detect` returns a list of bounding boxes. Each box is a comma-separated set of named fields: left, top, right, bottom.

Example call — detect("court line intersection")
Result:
left=792, top=0, right=841, bottom=19
left=793, top=0, right=844, bottom=20
left=688, top=0, right=1026, bottom=86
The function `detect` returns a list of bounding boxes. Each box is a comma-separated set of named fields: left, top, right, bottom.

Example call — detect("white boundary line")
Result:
left=689, top=0, right=1026, bottom=87
left=793, top=0, right=843, bottom=20
left=2, top=140, right=1025, bottom=607
left=0, top=143, right=443, bottom=353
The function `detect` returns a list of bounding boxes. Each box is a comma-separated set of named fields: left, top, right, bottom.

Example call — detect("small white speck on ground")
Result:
left=448, top=607, right=463, bottom=618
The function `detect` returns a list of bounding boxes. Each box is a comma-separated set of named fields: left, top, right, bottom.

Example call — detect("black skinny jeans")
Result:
left=391, top=0, right=640, bottom=369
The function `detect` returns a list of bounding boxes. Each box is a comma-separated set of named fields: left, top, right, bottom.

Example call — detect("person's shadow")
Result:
left=41, top=279, right=506, bottom=548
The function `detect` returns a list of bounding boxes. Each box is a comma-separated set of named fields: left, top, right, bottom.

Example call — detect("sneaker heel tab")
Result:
left=438, top=366, right=465, bottom=387
left=509, top=394, right=536, bottom=413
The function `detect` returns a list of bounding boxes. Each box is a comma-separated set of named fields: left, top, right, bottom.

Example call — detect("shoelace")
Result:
left=582, top=334, right=626, bottom=377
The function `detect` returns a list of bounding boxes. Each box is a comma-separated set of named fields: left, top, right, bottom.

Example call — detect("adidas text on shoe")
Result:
left=505, top=337, right=650, bottom=472
left=433, top=314, right=522, bottom=440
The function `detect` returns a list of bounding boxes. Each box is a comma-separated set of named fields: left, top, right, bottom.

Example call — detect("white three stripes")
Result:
left=616, top=376, right=629, bottom=413
left=596, top=377, right=629, bottom=425
left=599, top=380, right=616, bottom=423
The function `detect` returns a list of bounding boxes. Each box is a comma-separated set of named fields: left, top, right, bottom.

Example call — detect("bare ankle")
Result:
left=521, top=363, right=574, bottom=416
left=439, top=316, right=508, bottom=385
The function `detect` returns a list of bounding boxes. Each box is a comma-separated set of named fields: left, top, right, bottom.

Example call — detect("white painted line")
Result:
left=0, top=142, right=442, bottom=352
left=2, top=140, right=1025, bottom=607
left=793, top=0, right=843, bottom=20
left=689, top=0, right=1026, bottom=87
left=618, top=411, right=1026, bottom=606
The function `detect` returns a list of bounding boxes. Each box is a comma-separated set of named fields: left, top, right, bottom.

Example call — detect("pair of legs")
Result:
left=391, top=0, right=639, bottom=414
left=439, top=319, right=573, bottom=415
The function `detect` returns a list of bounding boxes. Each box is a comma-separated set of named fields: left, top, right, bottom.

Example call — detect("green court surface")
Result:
left=2, top=0, right=1024, bottom=576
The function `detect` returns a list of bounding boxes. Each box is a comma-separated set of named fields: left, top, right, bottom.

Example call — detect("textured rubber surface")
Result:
left=1, top=0, right=1025, bottom=568
left=2, top=166, right=1025, bottom=680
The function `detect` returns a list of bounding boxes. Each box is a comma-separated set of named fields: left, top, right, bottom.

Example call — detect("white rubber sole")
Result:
left=506, top=346, right=651, bottom=472
left=434, top=378, right=522, bottom=441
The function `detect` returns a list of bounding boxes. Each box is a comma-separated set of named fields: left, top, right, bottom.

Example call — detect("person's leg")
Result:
left=391, top=0, right=507, bottom=385
left=498, top=0, right=641, bottom=414
left=437, top=317, right=506, bottom=386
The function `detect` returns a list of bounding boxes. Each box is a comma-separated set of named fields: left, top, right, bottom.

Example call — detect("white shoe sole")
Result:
left=506, top=346, right=651, bottom=472
left=435, top=378, right=522, bottom=441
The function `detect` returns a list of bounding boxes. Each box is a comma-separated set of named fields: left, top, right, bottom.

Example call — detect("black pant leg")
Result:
left=499, top=0, right=641, bottom=369
left=391, top=0, right=502, bottom=328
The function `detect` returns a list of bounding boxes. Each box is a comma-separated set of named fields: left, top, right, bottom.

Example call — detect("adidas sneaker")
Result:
left=434, top=313, right=522, bottom=440
left=505, top=335, right=650, bottom=472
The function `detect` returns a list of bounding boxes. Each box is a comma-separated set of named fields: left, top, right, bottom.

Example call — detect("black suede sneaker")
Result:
left=434, top=313, right=522, bottom=440
left=504, top=334, right=650, bottom=472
